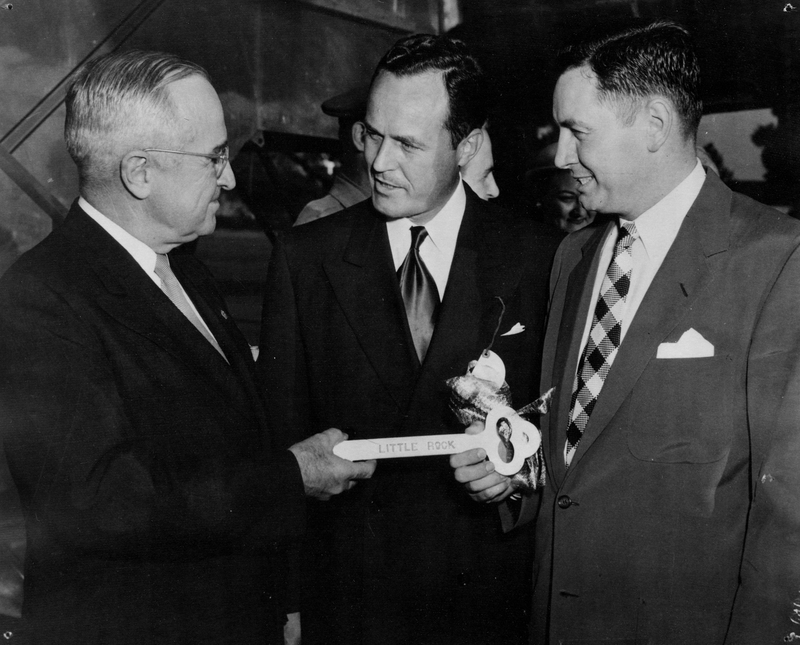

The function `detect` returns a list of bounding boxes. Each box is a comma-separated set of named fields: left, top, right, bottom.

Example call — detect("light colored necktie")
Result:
left=565, top=222, right=639, bottom=465
left=154, top=254, right=227, bottom=361
left=397, top=226, right=440, bottom=363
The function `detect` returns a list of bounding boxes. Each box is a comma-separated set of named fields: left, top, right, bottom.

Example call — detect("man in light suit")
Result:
left=452, top=21, right=800, bottom=644
left=0, top=50, right=373, bottom=645
left=258, top=34, right=560, bottom=645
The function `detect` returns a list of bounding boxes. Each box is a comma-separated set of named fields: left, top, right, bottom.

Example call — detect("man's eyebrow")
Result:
left=362, top=120, right=423, bottom=148
left=363, top=119, right=380, bottom=134
left=395, top=134, right=424, bottom=148
left=560, top=118, right=588, bottom=129
left=213, top=141, right=229, bottom=154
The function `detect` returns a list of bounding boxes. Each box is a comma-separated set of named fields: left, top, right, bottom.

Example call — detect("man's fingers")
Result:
left=349, top=459, right=376, bottom=479
left=463, top=470, right=507, bottom=494
left=470, top=480, right=512, bottom=503
left=449, top=448, right=487, bottom=469
left=464, top=420, right=484, bottom=436
left=323, top=427, right=347, bottom=444
left=453, top=462, right=495, bottom=486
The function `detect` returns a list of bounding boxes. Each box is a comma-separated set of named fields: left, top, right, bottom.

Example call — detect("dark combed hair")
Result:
left=558, top=21, right=702, bottom=139
left=372, top=34, right=487, bottom=148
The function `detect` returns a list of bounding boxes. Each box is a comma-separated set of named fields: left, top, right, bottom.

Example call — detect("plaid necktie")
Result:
left=154, top=254, right=227, bottom=361
left=566, top=222, right=639, bottom=465
left=398, top=226, right=440, bottom=362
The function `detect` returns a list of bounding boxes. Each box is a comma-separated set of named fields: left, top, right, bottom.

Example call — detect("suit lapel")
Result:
left=565, top=174, right=731, bottom=474
left=409, top=189, right=529, bottom=427
left=545, top=221, right=614, bottom=486
left=321, top=189, right=528, bottom=419
left=322, top=205, right=418, bottom=411
left=65, top=205, right=258, bottom=422
left=172, top=257, right=269, bottom=429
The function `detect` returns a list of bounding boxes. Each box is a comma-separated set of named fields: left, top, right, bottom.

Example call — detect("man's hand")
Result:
left=289, top=428, right=376, bottom=500
left=450, top=420, right=515, bottom=503
left=284, top=611, right=300, bottom=645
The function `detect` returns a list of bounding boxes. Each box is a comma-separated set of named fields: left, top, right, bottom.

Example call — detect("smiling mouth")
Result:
left=574, top=176, right=593, bottom=186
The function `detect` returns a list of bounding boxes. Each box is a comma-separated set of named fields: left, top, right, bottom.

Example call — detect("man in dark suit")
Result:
left=451, top=21, right=800, bottom=644
left=0, top=50, right=373, bottom=645
left=258, top=35, right=559, bottom=645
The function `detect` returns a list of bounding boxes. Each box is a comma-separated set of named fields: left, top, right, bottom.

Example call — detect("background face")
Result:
left=545, top=170, right=595, bottom=233
left=553, top=66, right=648, bottom=219
left=146, top=75, right=235, bottom=247
left=363, top=71, right=461, bottom=222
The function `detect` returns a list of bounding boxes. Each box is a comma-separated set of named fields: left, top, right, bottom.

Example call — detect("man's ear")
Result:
left=351, top=121, right=366, bottom=152
left=645, top=98, right=672, bottom=153
left=121, top=151, right=152, bottom=200
left=456, top=128, right=484, bottom=168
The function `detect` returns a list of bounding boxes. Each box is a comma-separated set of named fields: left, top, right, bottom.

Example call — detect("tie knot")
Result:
left=409, top=226, right=429, bottom=250
left=154, top=253, right=171, bottom=280
left=617, top=222, right=639, bottom=250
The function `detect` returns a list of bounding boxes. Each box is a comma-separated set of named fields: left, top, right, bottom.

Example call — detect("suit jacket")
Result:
left=258, top=185, right=561, bottom=645
left=0, top=203, right=306, bottom=645
left=513, top=171, right=800, bottom=644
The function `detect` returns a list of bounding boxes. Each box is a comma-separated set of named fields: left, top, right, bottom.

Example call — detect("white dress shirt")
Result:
left=577, top=160, right=706, bottom=351
left=566, top=161, right=706, bottom=464
left=386, top=179, right=466, bottom=299
left=79, top=197, right=218, bottom=342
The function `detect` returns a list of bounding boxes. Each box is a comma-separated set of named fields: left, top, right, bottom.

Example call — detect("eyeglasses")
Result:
left=143, top=146, right=229, bottom=178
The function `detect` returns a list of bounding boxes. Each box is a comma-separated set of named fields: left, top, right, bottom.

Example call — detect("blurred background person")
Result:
left=460, top=123, right=499, bottom=200
left=526, top=141, right=596, bottom=233
left=295, top=86, right=371, bottom=226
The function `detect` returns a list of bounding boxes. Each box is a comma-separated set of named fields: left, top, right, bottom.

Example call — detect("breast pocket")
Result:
left=625, top=355, right=736, bottom=518
left=627, top=355, right=734, bottom=464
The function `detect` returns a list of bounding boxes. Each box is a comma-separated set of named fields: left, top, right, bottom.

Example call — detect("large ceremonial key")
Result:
left=333, top=405, right=541, bottom=476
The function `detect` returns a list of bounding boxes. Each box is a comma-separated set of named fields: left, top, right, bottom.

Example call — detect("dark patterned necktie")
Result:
left=398, top=226, right=440, bottom=362
left=154, top=254, right=227, bottom=361
left=565, top=222, right=639, bottom=465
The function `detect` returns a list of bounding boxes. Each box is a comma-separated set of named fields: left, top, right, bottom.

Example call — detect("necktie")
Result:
left=565, top=222, right=639, bottom=465
left=154, top=254, right=227, bottom=361
left=398, top=226, right=440, bottom=362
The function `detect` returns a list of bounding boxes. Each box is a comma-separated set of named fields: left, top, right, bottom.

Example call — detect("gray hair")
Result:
left=65, top=50, right=209, bottom=190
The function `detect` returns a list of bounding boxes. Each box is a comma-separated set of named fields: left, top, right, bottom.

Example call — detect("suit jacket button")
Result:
left=557, top=495, right=573, bottom=509
left=457, top=572, right=471, bottom=586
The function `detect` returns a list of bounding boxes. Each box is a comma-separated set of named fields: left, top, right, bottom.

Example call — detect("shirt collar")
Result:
left=627, top=159, right=705, bottom=262
left=78, top=196, right=159, bottom=279
left=385, top=178, right=466, bottom=261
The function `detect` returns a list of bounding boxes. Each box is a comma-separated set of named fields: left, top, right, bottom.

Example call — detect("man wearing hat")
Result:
left=295, top=86, right=372, bottom=226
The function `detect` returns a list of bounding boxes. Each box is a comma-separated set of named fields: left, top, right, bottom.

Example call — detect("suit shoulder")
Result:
left=276, top=199, right=372, bottom=257
left=1, top=225, right=81, bottom=289
left=729, top=190, right=800, bottom=249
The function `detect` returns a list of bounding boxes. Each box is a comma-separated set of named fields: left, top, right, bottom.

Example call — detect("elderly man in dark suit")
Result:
left=452, top=21, right=800, bottom=645
left=0, top=50, right=374, bottom=645
left=258, top=34, right=560, bottom=645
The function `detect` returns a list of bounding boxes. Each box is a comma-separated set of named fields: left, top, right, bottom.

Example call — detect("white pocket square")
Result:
left=656, top=328, right=714, bottom=359
left=500, top=322, right=526, bottom=337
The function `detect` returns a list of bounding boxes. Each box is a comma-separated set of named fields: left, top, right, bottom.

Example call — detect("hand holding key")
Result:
left=333, top=405, right=540, bottom=476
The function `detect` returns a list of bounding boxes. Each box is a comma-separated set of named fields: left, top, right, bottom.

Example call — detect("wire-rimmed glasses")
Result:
left=143, top=145, right=229, bottom=178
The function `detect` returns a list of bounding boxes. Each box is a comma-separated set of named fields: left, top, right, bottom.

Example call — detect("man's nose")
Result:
left=218, top=159, right=236, bottom=191
left=485, top=173, right=499, bottom=199
left=370, top=138, right=395, bottom=174
left=554, top=133, right=576, bottom=170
